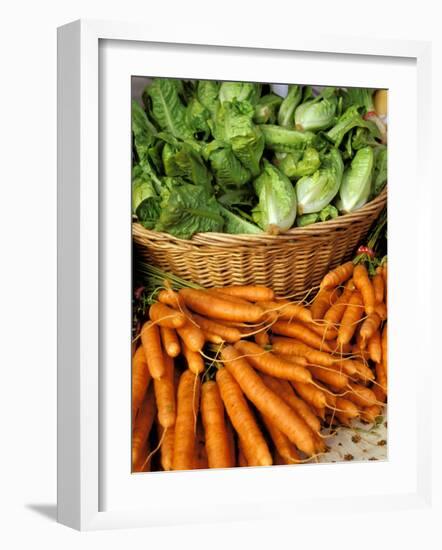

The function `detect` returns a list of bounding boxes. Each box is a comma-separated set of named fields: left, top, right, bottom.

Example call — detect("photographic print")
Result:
left=130, top=77, right=388, bottom=473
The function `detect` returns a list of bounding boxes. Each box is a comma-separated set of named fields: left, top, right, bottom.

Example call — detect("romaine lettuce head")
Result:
left=252, top=159, right=297, bottom=232
left=211, top=100, right=264, bottom=176
left=254, top=94, right=283, bottom=124
left=278, top=147, right=321, bottom=179
left=143, top=78, right=193, bottom=141
left=277, top=85, right=302, bottom=127
left=260, top=124, right=316, bottom=153
left=219, top=82, right=262, bottom=106
left=339, top=146, right=374, bottom=213
left=155, top=183, right=224, bottom=239
left=294, top=95, right=337, bottom=131
left=204, top=141, right=251, bottom=188
left=296, top=148, right=344, bottom=214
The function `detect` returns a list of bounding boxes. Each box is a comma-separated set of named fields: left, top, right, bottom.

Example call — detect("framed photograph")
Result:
left=57, top=19, right=432, bottom=531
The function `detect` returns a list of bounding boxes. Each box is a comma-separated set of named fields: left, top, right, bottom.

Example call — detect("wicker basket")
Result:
left=133, top=188, right=387, bottom=297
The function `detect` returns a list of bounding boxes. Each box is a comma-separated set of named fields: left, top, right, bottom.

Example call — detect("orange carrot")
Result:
left=311, top=288, right=339, bottom=320
left=274, top=353, right=308, bottom=367
left=353, top=264, right=376, bottom=315
left=261, top=374, right=321, bottom=434
left=291, top=381, right=327, bottom=410
left=372, top=272, right=385, bottom=304
left=237, top=438, right=248, bottom=467
left=160, top=326, right=181, bottom=358
left=203, top=331, right=224, bottom=344
left=335, top=397, right=360, bottom=419
left=372, top=383, right=387, bottom=404
left=177, top=321, right=205, bottom=352
left=234, top=340, right=312, bottom=384
left=361, top=404, right=383, bottom=424
left=179, top=288, right=264, bottom=323
left=259, top=300, right=312, bottom=324
left=216, top=367, right=272, bottom=466
left=375, top=362, right=388, bottom=394
left=157, top=288, right=186, bottom=310
left=346, top=382, right=377, bottom=407
left=132, top=385, right=156, bottom=468
left=140, top=321, right=166, bottom=379
left=182, top=341, right=205, bottom=374
left=157, top=421, right=175, bottom=471
left=306, top=364, right=349, bottom=390
left=270, top=337, right=335, bottom=368
left=271, top=320, right=333, bottom=352
left=172, top=370, right=201, bottom=471
left=337, top=291, right=364, bottom=345
left=154, top=354, right=176, bottom=428
left=221, top=346, right=316, bottom=456
left=193, top=418, right=209, bottom=470
left=132, top=440, right=151, bottom=473
left=323, top=281, right=355, bottom=328
left=306, top=321, right=338, bottom=341
left=367, top=330, right=382, bottom=363
left=191, top=313, right=242, bottom=343
left=261, top=415, right=301, bottom=464
left=149, top=302, right=186, bottom=329
left=132, top=345, right=151, bottom=419
left=320, top=261, right=354, bottom=290
left=353, top=361, right=375, bottom=383
left=225, top=417, right=236, bottom=467
left=219, top=285, right=275, bottom=302
left=359, top=313, right=382, bottom=347
left=201, top=381, right=233, bottom=469
left=382, top=323, right=388, bottom=374
left=374, top=301, right=387, bottom=321
left=255, top=330, right=270, bottom=346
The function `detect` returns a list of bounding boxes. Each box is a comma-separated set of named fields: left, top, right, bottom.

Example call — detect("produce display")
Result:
left=132, top=79, right=388, bottom=238
left=131, top=251, right=388, bottom=472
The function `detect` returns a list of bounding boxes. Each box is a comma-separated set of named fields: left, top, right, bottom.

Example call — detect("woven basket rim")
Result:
left=133, top=187, right=387, bottom=246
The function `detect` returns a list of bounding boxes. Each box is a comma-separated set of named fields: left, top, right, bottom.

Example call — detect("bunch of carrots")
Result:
left=132, top=259, right=388, bottom=472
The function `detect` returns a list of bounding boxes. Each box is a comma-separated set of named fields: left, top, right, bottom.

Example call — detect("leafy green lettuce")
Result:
left=260, top=124, right=316, bottom=153
left=339, top=146, right=374, bottom=213
left=219, top=82, right=261, bottom=106
left=296, top=148, right=344, bottom=214
left=155, top=183, right=224, bottom=238
left=252, top=160, right=297, bottom=232
left=278, top=147, right=321, bottom=179
left=143, top=78, right=193, bottom=141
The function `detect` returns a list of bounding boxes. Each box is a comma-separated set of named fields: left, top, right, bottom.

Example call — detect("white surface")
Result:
left=0, top=0, right=440, bottom=548
left=100, top=36, right=417, bottom=522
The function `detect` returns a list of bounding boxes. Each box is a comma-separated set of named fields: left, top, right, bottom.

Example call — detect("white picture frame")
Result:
left=57, top=19, right=433, bottom=531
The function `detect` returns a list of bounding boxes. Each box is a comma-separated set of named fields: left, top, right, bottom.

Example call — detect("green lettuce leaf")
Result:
left=143, top=78, right=193, bottom=140
left=254, top=94, right=283, bottom=124
left=162, top=141, right=212, bottom=190
left=296, top=148, right=344, bottom=214
left=155, top=184, right=224, bottom=239
left=326, top=105, right=380, bottom=148
left=252, top=159, right=297, bottom=232
left=211, top=100, right=264, bottom=176
left=260, top=124, right=316, bottom=153
left=197, top=80, right=220, bottom=115
left=219, top=82, right=261, bottom=106
left=278, top=85, right=302, bottom=127
left=186, top=97, right=211, bottom=140
left=294, top=91, right=337, bottom=131
left=219, top=205, right=263, bottom=234
left=131, top=100, right=158, bottom=162
left=373, top=146, right=388, bottom=196
left=278, top=147, right=321, bottom=179
left=204, top=141, right=251, bottom=188
left=339, top=146, right=374, bottom=213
